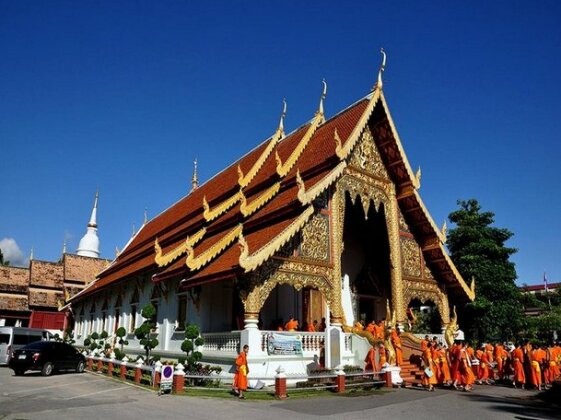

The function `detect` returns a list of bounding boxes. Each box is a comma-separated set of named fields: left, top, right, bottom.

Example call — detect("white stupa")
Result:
left=77, top=191, right=100, bottom=258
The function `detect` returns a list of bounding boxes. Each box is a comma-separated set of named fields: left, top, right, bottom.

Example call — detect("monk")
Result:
left=366, top=320, right=376, bottom=335
left=466, top=343, right=477, bottom=379
left=421, top=335, right=429, bottom=352
left=435, top=343, right=452, bottom=386
left=364, top=345, right=377, bottom=372
left=307, top=320, right=318, bottom=332
left=476, top=345, right=491, bottom=385
left=494, top=343, right=507, bottom=381
left=285, top=317, right=298, bottom=331
left=531, top=345, right=547, bottom=390
left=459, top=344, right=476, bottom=391
left=512, top=343, right=526, bottom=389
left=378, top=342, right=387, bottom=366
left=422, top=342, right=437, bottom=391
left=233, top=344, right=249, bottom=399
left=450, top=341, right=461, bottom=388
left=390, top=328, right=403, bottom=366
left=354, top=320, right=364, bottom=331
left=549, top=341, right=561, bottom=381
left=430, top=341, right=442, bottom=385
left=374, top=321, right=385, bottom=341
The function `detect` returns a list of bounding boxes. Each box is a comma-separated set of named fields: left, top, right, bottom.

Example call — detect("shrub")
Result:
left=134, top=304, right=159, bottom=361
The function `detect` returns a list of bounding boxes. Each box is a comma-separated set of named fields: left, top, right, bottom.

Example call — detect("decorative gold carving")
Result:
left=423, top=264, right=435, bottom=280
left=239, top=205, right=315, bottom=272
left=444, top=306, right=459, bottom=348
left=154, top=228, right=206, bottom=267
left=300, top=213, right=329, bottom=261
left=414, top=167, right=421, bottom=189
left=297, top=162, right=346, bottom=206
left=439, top=242, right=475, bottom=301
left=238, top=133, right=280, bottom=189
left=240, top=182, right=280, bottom=217
left=202, top=192, right=242, bottom=222
left=348, top=127, right=389, bottom=180
left=402, top=278, right=450, bottom=326
left=398, top=209, right=410, bottom=233
left=186, top=224, right=242, bottom=270
left=401, top=238, right=422, bottom=278
left=335, top=89, right=381, bottom=160
left=384, top=299, right=397, bottom=366
left=241, top=258, right=333, bottom=317
left=276, top=113, right=323, bottom=177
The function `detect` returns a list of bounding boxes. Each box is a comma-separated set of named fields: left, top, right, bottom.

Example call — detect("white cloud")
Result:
left=0, top=238, right=28, bottom=267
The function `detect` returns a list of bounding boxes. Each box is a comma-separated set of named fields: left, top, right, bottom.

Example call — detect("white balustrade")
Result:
left=200, top=332, right=241, bottom=353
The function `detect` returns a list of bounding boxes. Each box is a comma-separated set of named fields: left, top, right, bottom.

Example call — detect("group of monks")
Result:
left=277, top=317, right=327, bottom=332
left=363, top=326, right=561, bottom=392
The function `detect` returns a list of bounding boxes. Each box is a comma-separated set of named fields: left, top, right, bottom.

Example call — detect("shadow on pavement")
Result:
left=460, top=390, right=558, bottom=420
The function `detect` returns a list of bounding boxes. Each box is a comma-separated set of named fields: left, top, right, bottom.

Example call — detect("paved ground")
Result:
left=0, top=367, right=558, bottom=420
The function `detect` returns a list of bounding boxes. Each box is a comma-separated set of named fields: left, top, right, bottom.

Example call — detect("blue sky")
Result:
left=1, top=1, right=560, bottom=286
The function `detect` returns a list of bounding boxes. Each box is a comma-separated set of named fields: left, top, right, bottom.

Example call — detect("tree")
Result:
left=115, top=327, right=129, bottom=355
left=447, top=199, right=523, bottom=342
left=134, top=303, right=159, bottom=361
left=0, top=249, right=9, bottom=266
left=180, top=324, right=205, bottom=371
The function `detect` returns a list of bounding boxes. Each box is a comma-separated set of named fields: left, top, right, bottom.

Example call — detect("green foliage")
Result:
left=181, top=323, right=205, bottom=371
left=0, top=249, right=9, bottom=266
left=410, top=308, right=441, bottom=334
left=100, top=330, right=108, bottom=340
left=83, top=337, right=91, bottom=347
left=447, top=199, right=523, bottom=342
left=115, top=327, right=128, bottom=353
left=91, top=332, right=99, bottom=340
left=116, top=327, right=127, bottom=338
left=134, top=303, right=159, bottom=361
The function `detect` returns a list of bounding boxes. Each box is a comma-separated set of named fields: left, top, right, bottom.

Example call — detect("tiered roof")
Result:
left=71, top=76, right=474, bottom=304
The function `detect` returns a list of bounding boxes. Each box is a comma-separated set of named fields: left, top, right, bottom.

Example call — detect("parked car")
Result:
left=8, top=341, right=86, bottom=376
left=0, top=326, right=51, bottom=365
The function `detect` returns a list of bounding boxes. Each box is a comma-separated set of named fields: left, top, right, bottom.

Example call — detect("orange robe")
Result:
left=366, top=323, right=376, bottom=335
left=379, top=344, right=387, bottom=366
left=233, top=352, right=248, bottom=391
left=307, top=324, right=316, bottom=332
left=373, top=324, right=384, bottom=340
left=285, top=319, right=298, bottom=331
left=364, top=347, right=377, bottom=372
left=422, top=348, right=437, bottom=386
left=431, top=347, right=441, bottom=383
left=459, top=349, right=476, bottom=386
left=494, top=345, right=507, bottom=379
left=531, top=349, right=546, bottom=387
left=549, top=346, right=561, bottom=381
left=512, top=348, right=526, bottom=386
left=450, top=344, right=461, bottom=383
left=436, top=348, right=451, bottom=383
left=477, top=349, right=490, bottom=381
left=390, top=330, right=403, bottom=366
left=421, top=339, right=428, bottom=352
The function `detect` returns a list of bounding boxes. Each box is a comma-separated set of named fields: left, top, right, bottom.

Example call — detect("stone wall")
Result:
left=0, top=293, right=28, bottom=311
left=29, top=288, right=63, bottom=308
left=64, top=254, right=109, bottom=285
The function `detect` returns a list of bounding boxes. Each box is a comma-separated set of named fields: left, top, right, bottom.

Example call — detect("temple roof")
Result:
left=70, top=84, right=474, bottom=304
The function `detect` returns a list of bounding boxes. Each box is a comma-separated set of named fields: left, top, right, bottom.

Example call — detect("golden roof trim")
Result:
left=275, top=115, right=322, bottom=177
left=203, top=192, right=243, bottom=222
left=240, top=182, right=281, bottom=217
left=154, top=228, right=206, bottom=268
left=186, top=224, right=243, bottom=271
left=297, top=162, right=347, bottom=205
left=238, top=135, right=280, bottom=189
left=239, top=205, right=315, bottom=272
left=335, top=89, right=381, bottom=160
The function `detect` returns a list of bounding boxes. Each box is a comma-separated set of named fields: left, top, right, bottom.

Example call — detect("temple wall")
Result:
left=29, top=260, right=63, bottom=288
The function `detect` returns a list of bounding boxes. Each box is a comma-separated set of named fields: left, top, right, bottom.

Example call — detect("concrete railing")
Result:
left=201, top=331, right=241, bottom=353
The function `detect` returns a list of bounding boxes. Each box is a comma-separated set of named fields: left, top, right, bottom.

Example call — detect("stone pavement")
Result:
left=0, top=367, right=558, bottom=420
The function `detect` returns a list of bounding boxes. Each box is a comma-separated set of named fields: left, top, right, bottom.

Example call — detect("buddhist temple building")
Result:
left=66, top=54, right=475, bottom=376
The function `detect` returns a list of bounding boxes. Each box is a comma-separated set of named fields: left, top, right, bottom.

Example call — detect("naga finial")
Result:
left=414, top=166, right=421, bottom=189
left=441, top=220, right=448, bottom=240
left=238, top=231, right=249, bottom=261
left=374, top=48, right=387, bottom=90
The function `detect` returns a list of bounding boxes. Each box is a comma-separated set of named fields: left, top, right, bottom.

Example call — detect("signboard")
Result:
left=266, top=333, right=303, bottom=355
left=159, top=365, right=174, bottom=394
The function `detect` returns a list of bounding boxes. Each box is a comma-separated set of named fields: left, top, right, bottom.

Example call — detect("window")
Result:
left=176, top=295, right=187, bottom=331
left=129, top=305, right=137, bottom=333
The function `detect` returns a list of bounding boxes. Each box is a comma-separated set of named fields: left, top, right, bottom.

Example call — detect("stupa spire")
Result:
left=77, top=191, right=100, bottom=258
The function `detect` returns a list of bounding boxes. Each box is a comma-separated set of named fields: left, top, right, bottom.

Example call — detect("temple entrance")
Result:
left=407, top=298, right=441, bottom=334
left=341, top=193, right=391, bottom=324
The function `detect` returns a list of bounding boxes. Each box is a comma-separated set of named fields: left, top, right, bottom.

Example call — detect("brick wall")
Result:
left=30, top=260, right=64, bottom=288
left=0, top=293, right=28, bottom=311
left=64, top=254, right=110, bottom=285
left=0, top=266, right=29, bottom=293
left=29, top=288, right=63, bottom=308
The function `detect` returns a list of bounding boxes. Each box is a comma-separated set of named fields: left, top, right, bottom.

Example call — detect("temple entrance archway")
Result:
left=341, top=192, right=392, bottom=325
left=407, top=298, right=441, bottom=334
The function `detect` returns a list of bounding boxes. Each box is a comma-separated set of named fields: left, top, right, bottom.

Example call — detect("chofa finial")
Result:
left=191, top=158, right=199, bottom=192
left=277, top=98, right=287, bottom=137
left=144, top=208, right=148, bottom=224
left=375, top=48, right=387, bottom=90
left=318, top=79, right=327, bottom=118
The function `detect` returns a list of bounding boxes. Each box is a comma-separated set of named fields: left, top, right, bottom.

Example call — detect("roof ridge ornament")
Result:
left=191, top=158, right=199, bottom=192
left=317, top=79, right=327, bottom=120
left=441, top=220, right=447, bottom=241
left=414, top=166, right=421, bottom=189
left=374, top=48, right=386, bottom=91
left=278, top=98, right=287, bottom=138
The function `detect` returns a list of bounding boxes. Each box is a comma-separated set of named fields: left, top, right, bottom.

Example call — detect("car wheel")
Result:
left=76, top=360, right=85, bottom=373
left=41, top=362, right=54, bottom=376
left=13, top=369, right=25, bottom=376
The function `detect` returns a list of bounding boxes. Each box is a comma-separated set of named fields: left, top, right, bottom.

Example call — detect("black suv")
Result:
left=9, top=341, right=86, bottom=376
